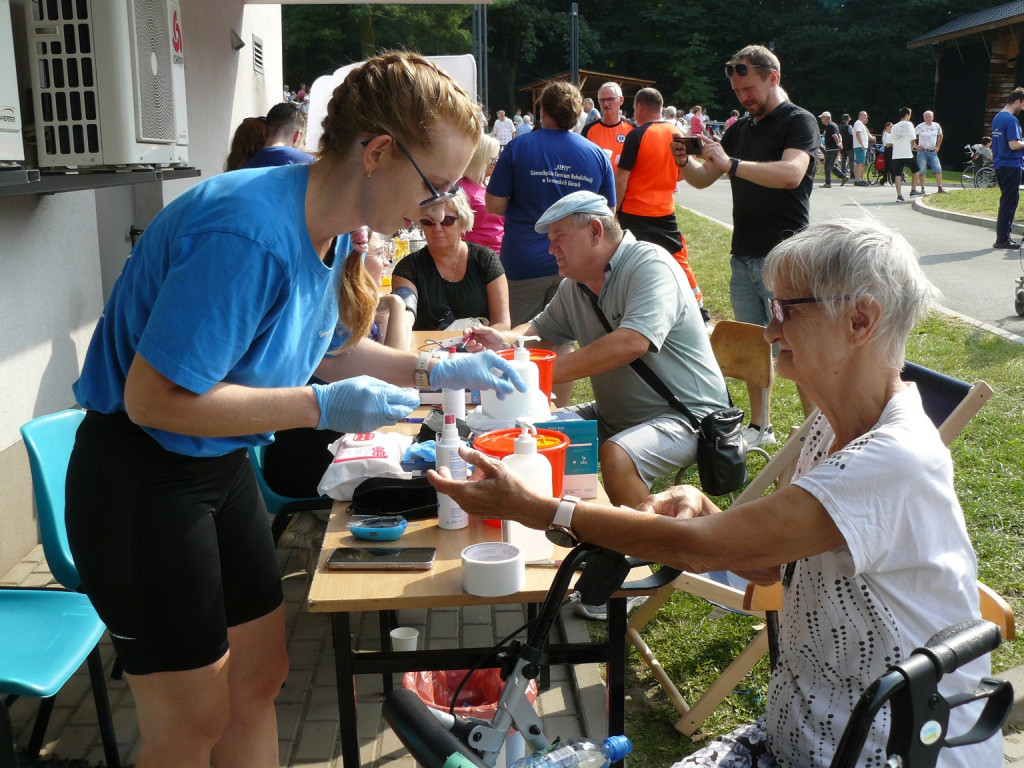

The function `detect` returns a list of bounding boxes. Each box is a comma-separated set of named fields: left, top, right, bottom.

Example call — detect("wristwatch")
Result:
left=545, top=495, right=582, bottom=547
left=414, top=350, right=433, bottom=390
left=729, top=157, right=741, bottom=177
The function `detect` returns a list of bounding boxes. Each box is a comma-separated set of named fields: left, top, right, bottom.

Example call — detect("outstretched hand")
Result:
left=427, top=446, right=550, bottom=529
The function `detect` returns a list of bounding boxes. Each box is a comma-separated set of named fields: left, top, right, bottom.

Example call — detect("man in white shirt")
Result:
left=914, top=110, right=946, bottom=194
left=889, top=107, right=921, bottom=202
left=852, top=110, right=870, bottom=186
left=492, top=110, right=516, bottom=151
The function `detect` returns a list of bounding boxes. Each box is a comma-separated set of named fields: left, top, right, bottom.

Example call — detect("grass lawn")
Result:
left=924, top=187, right=1001, bottom=219
left=575, top=207, right=1024, bottom=767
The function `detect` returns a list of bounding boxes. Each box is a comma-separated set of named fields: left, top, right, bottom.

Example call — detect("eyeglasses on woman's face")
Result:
left=770, top=296, right=852, bottom=324
left=419, top=215, right=457, bottom=229
left=724, top=62, right=774, bottom=78
left=361, top=135, right=461, bottom=215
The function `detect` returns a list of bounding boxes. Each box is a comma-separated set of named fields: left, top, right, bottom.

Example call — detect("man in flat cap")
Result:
left=464, top=191, right=728, bottom=513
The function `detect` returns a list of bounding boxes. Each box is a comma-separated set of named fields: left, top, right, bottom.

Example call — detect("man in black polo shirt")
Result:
left=672, top=44, right=819, bottom=447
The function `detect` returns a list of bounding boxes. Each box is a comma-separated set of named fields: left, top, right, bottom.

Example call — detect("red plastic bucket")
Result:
left=497, top=348, right=556, bottom=402
left=474, top=427, right=569, bottom=528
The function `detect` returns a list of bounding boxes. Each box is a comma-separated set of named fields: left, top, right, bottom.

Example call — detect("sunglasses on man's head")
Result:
left=419, top=215, right=457, bottom=228
left=724, top=63, right=774, bottom=78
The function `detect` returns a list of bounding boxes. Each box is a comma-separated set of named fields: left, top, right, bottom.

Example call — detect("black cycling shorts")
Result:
left=65, top=411, right=283, bottom=675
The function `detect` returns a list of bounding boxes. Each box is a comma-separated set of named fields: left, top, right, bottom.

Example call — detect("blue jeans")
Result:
left=729, top=255, right=773, bottom=327
left=917, top=149, right=942, bottom=175
left=996, top=165, right=1022, bottom=243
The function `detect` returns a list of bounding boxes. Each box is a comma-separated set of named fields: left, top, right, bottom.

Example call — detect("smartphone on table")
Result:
left=326, top=546, right=437, bottom=571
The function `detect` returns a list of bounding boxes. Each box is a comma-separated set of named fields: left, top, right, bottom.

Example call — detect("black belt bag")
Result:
left=582, top=285, right=747, bottom=496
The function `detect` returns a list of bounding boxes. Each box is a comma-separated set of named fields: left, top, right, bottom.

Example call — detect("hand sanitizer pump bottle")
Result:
left=500, top=419, right=554, bottom=560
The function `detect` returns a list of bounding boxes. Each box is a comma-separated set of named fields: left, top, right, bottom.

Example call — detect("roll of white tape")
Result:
left=461, top=542, right=525, bottom=597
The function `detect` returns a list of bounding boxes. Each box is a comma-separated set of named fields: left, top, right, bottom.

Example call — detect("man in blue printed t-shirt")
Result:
left=991, top=87, right=1024, bottom=249
left=485, top=80, right=615, bottom=327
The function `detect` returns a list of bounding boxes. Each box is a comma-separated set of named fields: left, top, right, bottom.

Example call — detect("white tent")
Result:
left=304, top=54, right=477, bottom=153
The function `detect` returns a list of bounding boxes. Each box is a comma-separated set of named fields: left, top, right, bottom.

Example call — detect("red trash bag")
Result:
left=402, top=669, right=538, bottom=719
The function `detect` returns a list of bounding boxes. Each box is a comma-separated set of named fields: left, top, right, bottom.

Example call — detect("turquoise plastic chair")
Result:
left=12, top=409, right=120, bottom=766
left=19, top=409, right=86, bottom=591
left=0, top=589, right=119, bottom=767
left=247, top=444, right=330, bottom=544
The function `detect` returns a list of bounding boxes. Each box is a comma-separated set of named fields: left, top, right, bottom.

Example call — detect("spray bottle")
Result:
left=480, top=335, right=541, bottom=423
left=441, top=347, right=466, bottom=421
left=435, top=413, right=469, bottom=529
left=501, top=418, right=554, bottom=560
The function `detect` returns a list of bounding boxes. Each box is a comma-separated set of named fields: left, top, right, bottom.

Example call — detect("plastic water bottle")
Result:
left=501, top=419, right=554, bottom=560
left=435, top=413, right=468, bottom=529
left=508, top=735, right=632, bottom=768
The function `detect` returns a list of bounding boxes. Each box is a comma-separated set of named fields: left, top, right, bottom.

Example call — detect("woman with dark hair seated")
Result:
left=391, top=188, right=510, bottom=331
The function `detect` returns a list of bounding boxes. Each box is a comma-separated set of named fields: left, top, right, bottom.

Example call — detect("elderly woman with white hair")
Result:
left=430, top=218, right=1000, bottom=767
left=391, top=187, right=510, bottom=331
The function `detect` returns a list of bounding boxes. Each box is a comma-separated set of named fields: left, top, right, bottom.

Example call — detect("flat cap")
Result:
left=535, top=191, right=614, bottom=234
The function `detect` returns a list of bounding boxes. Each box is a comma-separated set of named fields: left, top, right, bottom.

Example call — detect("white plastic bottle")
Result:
left=480, top=336, right=541, bottom=423
left=507, top=735, right=632, bottom=768
left=501, top=419, right=554, bottom=560
left=435, top=413, right=469, bottom=530
left=441, top=347, right=466, bottom=421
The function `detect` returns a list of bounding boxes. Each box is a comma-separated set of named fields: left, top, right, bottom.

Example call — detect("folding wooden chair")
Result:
left=627, top=362, right=993, bottom=737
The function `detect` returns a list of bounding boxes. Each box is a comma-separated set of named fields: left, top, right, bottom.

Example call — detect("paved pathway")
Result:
left=675, top=179, right=1024, bottom=342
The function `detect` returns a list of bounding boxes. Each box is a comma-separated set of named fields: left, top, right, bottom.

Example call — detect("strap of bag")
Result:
left=580, top=284, right=702, bottom=431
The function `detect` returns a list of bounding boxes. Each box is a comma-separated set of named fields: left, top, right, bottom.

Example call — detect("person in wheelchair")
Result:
left=431, top=218, right=1001, bottom=768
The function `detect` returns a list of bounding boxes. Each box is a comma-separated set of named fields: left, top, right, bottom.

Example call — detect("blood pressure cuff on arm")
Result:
left=391, top=285, right=418, bottom=318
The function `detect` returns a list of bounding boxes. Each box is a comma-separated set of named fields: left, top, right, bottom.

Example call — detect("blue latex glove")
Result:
left=312, top=376, right=419, bottom=432
left=429, top=350, right=527, bottom=396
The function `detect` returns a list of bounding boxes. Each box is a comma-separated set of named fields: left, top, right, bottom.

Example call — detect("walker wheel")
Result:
left=1015, top=287, right=1024, bottom=317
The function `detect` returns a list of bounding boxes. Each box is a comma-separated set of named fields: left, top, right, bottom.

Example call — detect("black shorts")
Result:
left=891, top=157, right=912, bottom=175
left=65, top=411, right=283, bottom=675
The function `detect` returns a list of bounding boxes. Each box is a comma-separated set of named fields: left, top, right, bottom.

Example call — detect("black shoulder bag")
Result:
left=582, top=286, right=747, bottom=495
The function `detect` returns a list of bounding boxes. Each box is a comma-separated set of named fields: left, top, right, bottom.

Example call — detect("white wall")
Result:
left=0, top=0, right=284, bottom=576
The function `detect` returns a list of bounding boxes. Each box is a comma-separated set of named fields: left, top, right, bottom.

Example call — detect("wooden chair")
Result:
left=709, top=320, right=773, bottom=443
left=627, top=364, right=994, bottom=737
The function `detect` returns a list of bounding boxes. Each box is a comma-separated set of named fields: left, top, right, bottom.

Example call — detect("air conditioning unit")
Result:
left=26, top=0, right=189, bottom=170
left=0, top=0, right=24, bottom=163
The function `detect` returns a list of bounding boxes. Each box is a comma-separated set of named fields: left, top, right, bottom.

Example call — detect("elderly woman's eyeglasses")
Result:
left=770, top=296, right=851, bottom=324
left=724, top=63, right=774, bottom=78
left=361, top=136, right=461, bottom=210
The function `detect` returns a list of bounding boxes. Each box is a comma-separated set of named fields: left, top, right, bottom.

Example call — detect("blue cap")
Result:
left=601, top=736, right=633, bottom=762
left=534, top=191, right=615, bottom=233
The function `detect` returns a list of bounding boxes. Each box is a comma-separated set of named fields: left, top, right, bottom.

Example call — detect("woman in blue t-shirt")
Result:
left=64, top=52, right=524, bottom=767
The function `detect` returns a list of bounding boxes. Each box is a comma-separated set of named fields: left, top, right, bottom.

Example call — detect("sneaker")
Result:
left=700, top=306, right=712, bottom=324
left=896, top=195, right=906, bottom=202
left=840, top=176, right=847, bottom=187
left=574, top=596, right=648, bottom=621
left=937, top=188, right=949, bottom=194
left=909, top=190, right=924, bottom=197
left=993, top=240, right=1021, bottom=249
left=821, top=183, right=832, bottom=188
left=742, top=424, right=776, bottom=448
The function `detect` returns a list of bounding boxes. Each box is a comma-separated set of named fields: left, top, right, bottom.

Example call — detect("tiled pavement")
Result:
left=1, top=543, right=607, bottom=767
left=4, top=541, right=1023, bottom=766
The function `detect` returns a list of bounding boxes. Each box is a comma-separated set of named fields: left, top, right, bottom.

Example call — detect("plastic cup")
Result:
left=390, top=626, right=419, bottom=651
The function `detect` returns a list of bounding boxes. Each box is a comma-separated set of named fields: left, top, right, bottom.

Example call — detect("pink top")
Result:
left=460, top=177, right=504, bottom=253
